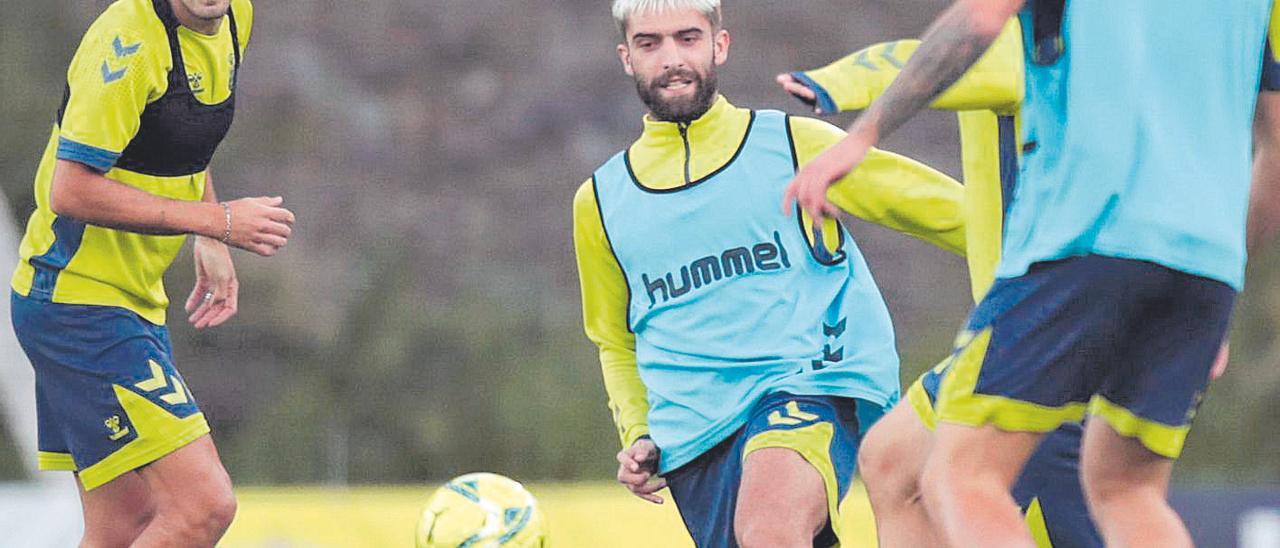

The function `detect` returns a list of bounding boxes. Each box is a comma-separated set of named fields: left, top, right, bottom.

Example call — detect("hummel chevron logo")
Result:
left=112, top=36, right=141, bottom=58
left=134, top=359, right=191, bottom=405
left=852, top=40, right=908, bottom=71
left=101, top=61, right=128, bottom=84
left=101, top=36, right=140, bottom=84
left=768, top=401, right=821, bottom=427
left=822, top=319, right=846, bottom=338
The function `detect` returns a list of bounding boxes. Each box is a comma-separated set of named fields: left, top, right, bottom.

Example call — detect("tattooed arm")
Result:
left=783, top=0, right=1025, bottom=220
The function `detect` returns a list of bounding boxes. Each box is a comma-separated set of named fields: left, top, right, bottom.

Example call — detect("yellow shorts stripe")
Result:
left=905, top=379, right=938, bottom=431
left=77, top=384, right=211, bottom=491
left=937, top=328, right=1088, bottom=432
left=37, top=451, right=77, bottom=471
left=1088, top=395, right=1188, bottom=459
left=1023, top=497, right=1054, bottom=548
left=741, top=422, right=846, bottom=542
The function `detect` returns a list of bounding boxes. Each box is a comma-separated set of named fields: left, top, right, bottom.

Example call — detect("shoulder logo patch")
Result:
left=112, top=36, right=141, bottom=58
left=101, top=36, right=141, bottom=84
left=101, top=61, right=128, bottom=84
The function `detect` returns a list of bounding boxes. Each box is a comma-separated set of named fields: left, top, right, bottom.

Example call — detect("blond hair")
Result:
left=611, top=0, right=722, bottom=35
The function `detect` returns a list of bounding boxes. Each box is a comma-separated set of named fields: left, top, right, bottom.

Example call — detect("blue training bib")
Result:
left=593, top=110, right=900, bottom=472
left=1002, top=0, right=1272, bottom=290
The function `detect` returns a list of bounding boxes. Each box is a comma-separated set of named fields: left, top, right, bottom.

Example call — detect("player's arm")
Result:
left=51, top=21, right=290, bottom=256
left=778, top=19, right=1023, bottom=115
left=790, top=117, right=966, bottom=255
left=784, top=0, right=1025, bottom=221
left=572, top=181, right=666, bottom=504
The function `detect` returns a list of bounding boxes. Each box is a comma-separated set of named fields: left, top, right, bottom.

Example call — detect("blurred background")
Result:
left=0, top=1, right=1277, bottom=546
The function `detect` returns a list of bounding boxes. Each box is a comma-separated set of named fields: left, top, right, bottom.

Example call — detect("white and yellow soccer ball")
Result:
left=415, top=472, right=548, bottom=548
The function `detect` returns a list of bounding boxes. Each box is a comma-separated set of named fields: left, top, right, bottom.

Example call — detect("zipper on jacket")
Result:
left=678, top=122, right=692, bottom=186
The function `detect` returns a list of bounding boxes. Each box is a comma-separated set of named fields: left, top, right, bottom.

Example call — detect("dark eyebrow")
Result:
left=675, top=28, right=704, bottom=37
left=630, top=32, right=662, bottom=44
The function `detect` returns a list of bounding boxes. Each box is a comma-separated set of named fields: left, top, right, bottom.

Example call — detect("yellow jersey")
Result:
left=12, top=0, right=254, bottom=325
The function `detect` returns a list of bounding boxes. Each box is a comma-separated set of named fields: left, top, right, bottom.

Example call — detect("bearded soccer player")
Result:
left=784, top=1, right=1280, bottom=546
left=573, top=1, right=970, bottom=545
left=10, top=0, right=294, bottom=546
left=778, top=22, right=1100, bottom=548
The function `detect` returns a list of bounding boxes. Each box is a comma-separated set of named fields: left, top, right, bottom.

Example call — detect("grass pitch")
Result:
left=221, top=481, right=877, bottom=547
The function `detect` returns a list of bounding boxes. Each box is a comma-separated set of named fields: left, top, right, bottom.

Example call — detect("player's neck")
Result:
left=169, top=0, right=223, bottom=36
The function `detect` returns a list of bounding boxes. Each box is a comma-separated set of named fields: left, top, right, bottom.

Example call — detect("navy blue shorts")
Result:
left=663, top=392, right=884, bottom=548
left=936, top=255, right=1235, bottom=458
left=11, top=292, right=209, bottom=490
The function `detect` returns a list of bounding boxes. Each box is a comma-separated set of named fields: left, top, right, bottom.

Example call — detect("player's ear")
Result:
left=713, top=29, right=731, bottom=66
left=618, top=43, right=635, bottom=76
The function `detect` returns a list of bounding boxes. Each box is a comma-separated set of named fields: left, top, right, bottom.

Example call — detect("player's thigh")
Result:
left=858, top=397, right=932, bottom=498
left=736, top=446, right=828, bottom=539
left=927, top=422, right=1042, bottom=493
left=1080, top=418, right=1174, bottom=499
left=136, top=434, right=235, bottom=518
left=736, top=393, right=871, bottom=546
left=78, top=471, right=156, bottom=544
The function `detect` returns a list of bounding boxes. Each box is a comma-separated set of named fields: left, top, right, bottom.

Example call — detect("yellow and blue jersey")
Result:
left=573, top=97, right=965, bottom=453
left=1003, top=0, right=1273, bottom=291
left=11, top=0, right=253, bottom=326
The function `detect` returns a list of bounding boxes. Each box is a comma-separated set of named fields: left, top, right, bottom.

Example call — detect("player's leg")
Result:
left=1079, top=419, right=1186, bottom=547
left=1078, top=261, right=1234, bottom=547
left=734, top=393, right=874, bottom=548
left=927, top=256, right=1119, bottom=546
left=923, top=423, right=1043, bottom=547
left=735, top=447, right=828, bottom=547
left=130, top=434, right=237, bottom=547
left=77, top=472, right=157, bottom=547
left=857, top=381, right=939, bottom=548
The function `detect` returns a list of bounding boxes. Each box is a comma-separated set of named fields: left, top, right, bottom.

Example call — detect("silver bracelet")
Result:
left=219, top=202, right=232, bottom=244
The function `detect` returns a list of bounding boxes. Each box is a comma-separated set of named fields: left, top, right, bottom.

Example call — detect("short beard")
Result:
left=635, top=68, right=719, bottom=124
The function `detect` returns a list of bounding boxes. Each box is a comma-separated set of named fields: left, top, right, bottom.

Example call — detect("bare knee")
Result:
left=735, top=520, right=812, bottom=548
left=859, top=424, right=924, bottom=506
left=153, top=479, right=237, bottom=541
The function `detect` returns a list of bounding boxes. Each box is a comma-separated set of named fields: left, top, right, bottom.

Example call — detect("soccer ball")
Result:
left=415, top=472, right=548, bottom=547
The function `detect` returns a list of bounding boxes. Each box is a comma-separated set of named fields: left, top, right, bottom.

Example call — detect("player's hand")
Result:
left=783, top=136, right=869, bottom=221
left=1210, top=342, right=1230, bottom=380
left=185, top=236, right=238, bottom=329
left=617, top=438, right=666, bottom=504
left=775, top=73, right=821, bottom=112
left=224, top=196, right=295, bottom=257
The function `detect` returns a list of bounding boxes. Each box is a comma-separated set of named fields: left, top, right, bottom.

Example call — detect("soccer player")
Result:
left=10, top=0, right=293, bottom=546
left=783, top=1, right=1280, bottom=546
left=778, top=21, right=1100, bottom=547
left=574, top=1, right=969, bottom=545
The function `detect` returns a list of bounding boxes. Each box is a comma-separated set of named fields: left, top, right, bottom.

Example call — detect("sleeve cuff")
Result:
left=622, top=426, right=651, bottom=448
left=56, top=137, right=121, bottom=173
left=789, top=71, right=839, bottom=115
